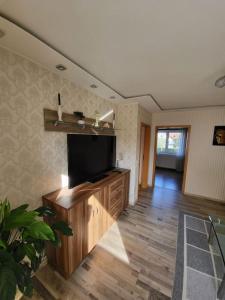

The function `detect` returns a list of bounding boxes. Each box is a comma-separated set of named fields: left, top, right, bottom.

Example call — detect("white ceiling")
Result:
left=1, top=0, right=225, bottom=110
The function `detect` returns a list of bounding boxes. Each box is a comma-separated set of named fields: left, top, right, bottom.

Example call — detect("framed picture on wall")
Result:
left=213, top=126, right=225, bottom=146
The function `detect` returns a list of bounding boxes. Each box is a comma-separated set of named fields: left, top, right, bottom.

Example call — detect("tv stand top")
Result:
left=42, top=168, right=130, bottom=210
left=89, top=173, right=109, bottom=183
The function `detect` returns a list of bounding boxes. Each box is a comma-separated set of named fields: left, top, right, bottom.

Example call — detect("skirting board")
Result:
left=146, top=184, right=224, bottom=204
left=184, top=192, right=224, bottom=204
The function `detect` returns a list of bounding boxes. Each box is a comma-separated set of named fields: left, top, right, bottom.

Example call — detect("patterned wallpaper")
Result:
left=116, top=104, right=152, bottom=204
left=0, top=46, right=118, bottom=208
left=116, top=103, right=139, bottom=204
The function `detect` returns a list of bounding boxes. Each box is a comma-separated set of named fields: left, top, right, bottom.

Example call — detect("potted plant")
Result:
left=0, top=198, right=73, bottom=300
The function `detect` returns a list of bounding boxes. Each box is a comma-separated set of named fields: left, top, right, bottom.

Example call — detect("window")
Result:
left=157, top=130, right=183, bottom=155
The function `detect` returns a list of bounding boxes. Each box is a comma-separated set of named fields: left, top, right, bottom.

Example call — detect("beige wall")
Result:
left=0, top=47, right=117, bottom=208
left=116, top=103, right=139, bottom=205
left=117, top=104, right=152, bottom=204
left=148, top=108, right=225, bottom=201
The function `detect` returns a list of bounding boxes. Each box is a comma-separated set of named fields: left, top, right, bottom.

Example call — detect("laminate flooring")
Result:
left=26, top=187, right=225, bottom=300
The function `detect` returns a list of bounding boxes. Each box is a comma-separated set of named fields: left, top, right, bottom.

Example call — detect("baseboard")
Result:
left=184, top=192, right=225, bottom=204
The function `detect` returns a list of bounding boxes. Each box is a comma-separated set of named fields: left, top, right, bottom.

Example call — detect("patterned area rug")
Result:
left=172, top=212, right=224, bottom=300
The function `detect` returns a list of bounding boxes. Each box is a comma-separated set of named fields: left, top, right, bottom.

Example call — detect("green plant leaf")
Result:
left=23, top=221, right=55, bottom=241
left=11, top=204, right=29, bottom=214
left=35, top=206, right=56, bottom=217
left=52, top=221, right=73, bottom=236
left=0, top=266, right=17, bottom=300
left=0, top=239, right=6, bottom=249
left=31, top=255, right=41, bottom=272
left=4, top=210, right=39, bottom=230
left=23, top=244, right=36, bottom=261
left=33, top=239, right=45, bottom=254
left=0, top=249, right=15, bottom=265
left=17, top=263, right=33, bottom=297
left=0, top=199, right=11, bottom=224
left=13, top=244, right=26, bottom=262
left=51, top=230, right=61, bottom=247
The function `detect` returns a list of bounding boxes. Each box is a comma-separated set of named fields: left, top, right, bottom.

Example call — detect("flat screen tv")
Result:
left=67, top=134, right=116, bottom=188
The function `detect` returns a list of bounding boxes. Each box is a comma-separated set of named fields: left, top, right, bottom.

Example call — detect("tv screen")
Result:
left=67, top=134, right=116, bottom=188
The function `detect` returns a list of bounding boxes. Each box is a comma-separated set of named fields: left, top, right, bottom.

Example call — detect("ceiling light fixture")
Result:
left=56, top=64, right=67, bottom=71
left=0, top=29, right=5, bottom=38
left=90, top=84, right=98, bottom=89
left=215, top=76, right=225, bottom=88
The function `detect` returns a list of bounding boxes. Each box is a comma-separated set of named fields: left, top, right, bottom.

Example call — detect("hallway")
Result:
left=155, top=167, right=183, bottom=191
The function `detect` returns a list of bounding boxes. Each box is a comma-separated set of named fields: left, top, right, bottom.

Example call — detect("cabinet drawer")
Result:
left=109, top=177, right=124, bottom=194
left=111, top=198, right=123, bottom=217
left=110, top=187, right=123, bottom=206
left=109, top=188, right=123, bottom=215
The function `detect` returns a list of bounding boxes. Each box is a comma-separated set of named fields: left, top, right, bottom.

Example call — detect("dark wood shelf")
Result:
left=44, top=109, right=115, bottom=136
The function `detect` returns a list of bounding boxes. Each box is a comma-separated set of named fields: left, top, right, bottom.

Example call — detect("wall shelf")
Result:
left=44, top=109, right=115, bottom=136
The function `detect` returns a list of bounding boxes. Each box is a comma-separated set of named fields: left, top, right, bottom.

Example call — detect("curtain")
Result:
left=176, top=129, right=187, bottom=172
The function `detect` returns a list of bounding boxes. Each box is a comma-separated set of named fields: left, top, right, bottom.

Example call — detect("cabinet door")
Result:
left=96, top=188, right=108, bottom=239
left=67, top=201, right=84, bottom=276
left=83, top=191, right=102, bottom=256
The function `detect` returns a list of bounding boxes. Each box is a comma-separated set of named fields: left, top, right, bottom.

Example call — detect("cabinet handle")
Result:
left=96, top=207, right=99, bottom=214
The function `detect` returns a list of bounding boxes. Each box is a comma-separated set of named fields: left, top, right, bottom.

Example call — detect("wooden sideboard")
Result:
left=42, top=169, right=130, bottom=279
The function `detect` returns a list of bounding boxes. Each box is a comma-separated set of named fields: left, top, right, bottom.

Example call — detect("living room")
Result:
left=0, top=1, right=225, bottom=300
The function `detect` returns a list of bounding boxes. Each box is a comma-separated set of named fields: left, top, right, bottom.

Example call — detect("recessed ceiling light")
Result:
left=90, top=84, right=98, bottom=89
left=0, top=30, right=5, bottom=38
left=56, top=64, right=67, bottom=71
left=110, top=96, right=116, bottom=99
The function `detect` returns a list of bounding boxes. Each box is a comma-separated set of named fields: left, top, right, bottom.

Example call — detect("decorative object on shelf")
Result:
left=44, top=109, right=115, bottom=136
left=116, top=152, right=123, bottom=168
left=74, top=111, right=85, bottom=126
left=112, top=112, right=116, bottom=129
left=57, top=93, right=63, bottom=122
left=94, top=110, right=100, bottom=127
left=0, top=198, right=73, bottom=300
left=213, top=126, right=225, bottom=145
left=103, top=122, right=110, bottom=128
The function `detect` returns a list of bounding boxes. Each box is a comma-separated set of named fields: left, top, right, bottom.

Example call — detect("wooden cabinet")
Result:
left=43, top=169, right=130, bottom=279
left=83, top=191, right=103, bottom=256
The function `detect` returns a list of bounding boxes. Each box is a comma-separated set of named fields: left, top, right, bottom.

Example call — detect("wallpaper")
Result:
left=116, top=103, right=139, bottom=205
left=149, top=108, right=225, bottom=201
left=0, top=46, right=118, bottom=208
left=116, top=104, right=152, bottom=204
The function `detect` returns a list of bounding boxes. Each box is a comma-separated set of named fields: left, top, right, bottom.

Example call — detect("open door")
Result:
left=139, top=123, right=151, bottom=189
left=152, top=125, right=191, bottom=193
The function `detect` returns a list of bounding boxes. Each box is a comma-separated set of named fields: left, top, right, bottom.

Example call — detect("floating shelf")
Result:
left=44, top=109, right=115, bottom=136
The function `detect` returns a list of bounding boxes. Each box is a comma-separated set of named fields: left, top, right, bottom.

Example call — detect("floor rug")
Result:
left=172, top=212, right=224, bottom=300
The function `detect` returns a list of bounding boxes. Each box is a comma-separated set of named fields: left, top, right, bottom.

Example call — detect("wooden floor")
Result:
left=155, top=167, right=183, bottom=191
left=30, top=187, right=225, bottom=300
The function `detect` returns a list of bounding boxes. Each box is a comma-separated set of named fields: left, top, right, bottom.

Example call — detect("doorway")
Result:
left=152, top=126, right=191, bottom=192
left=139, top=123, right=151, bottom=189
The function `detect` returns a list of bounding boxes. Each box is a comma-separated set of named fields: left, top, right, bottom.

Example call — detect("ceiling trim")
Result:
left=164, top=104, right=225, bottom=111
left=0, top=13, right=163, bottom=111
left=124, top=94, right=163, bottom=110
left=0, top=14, right=224, bottom=112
